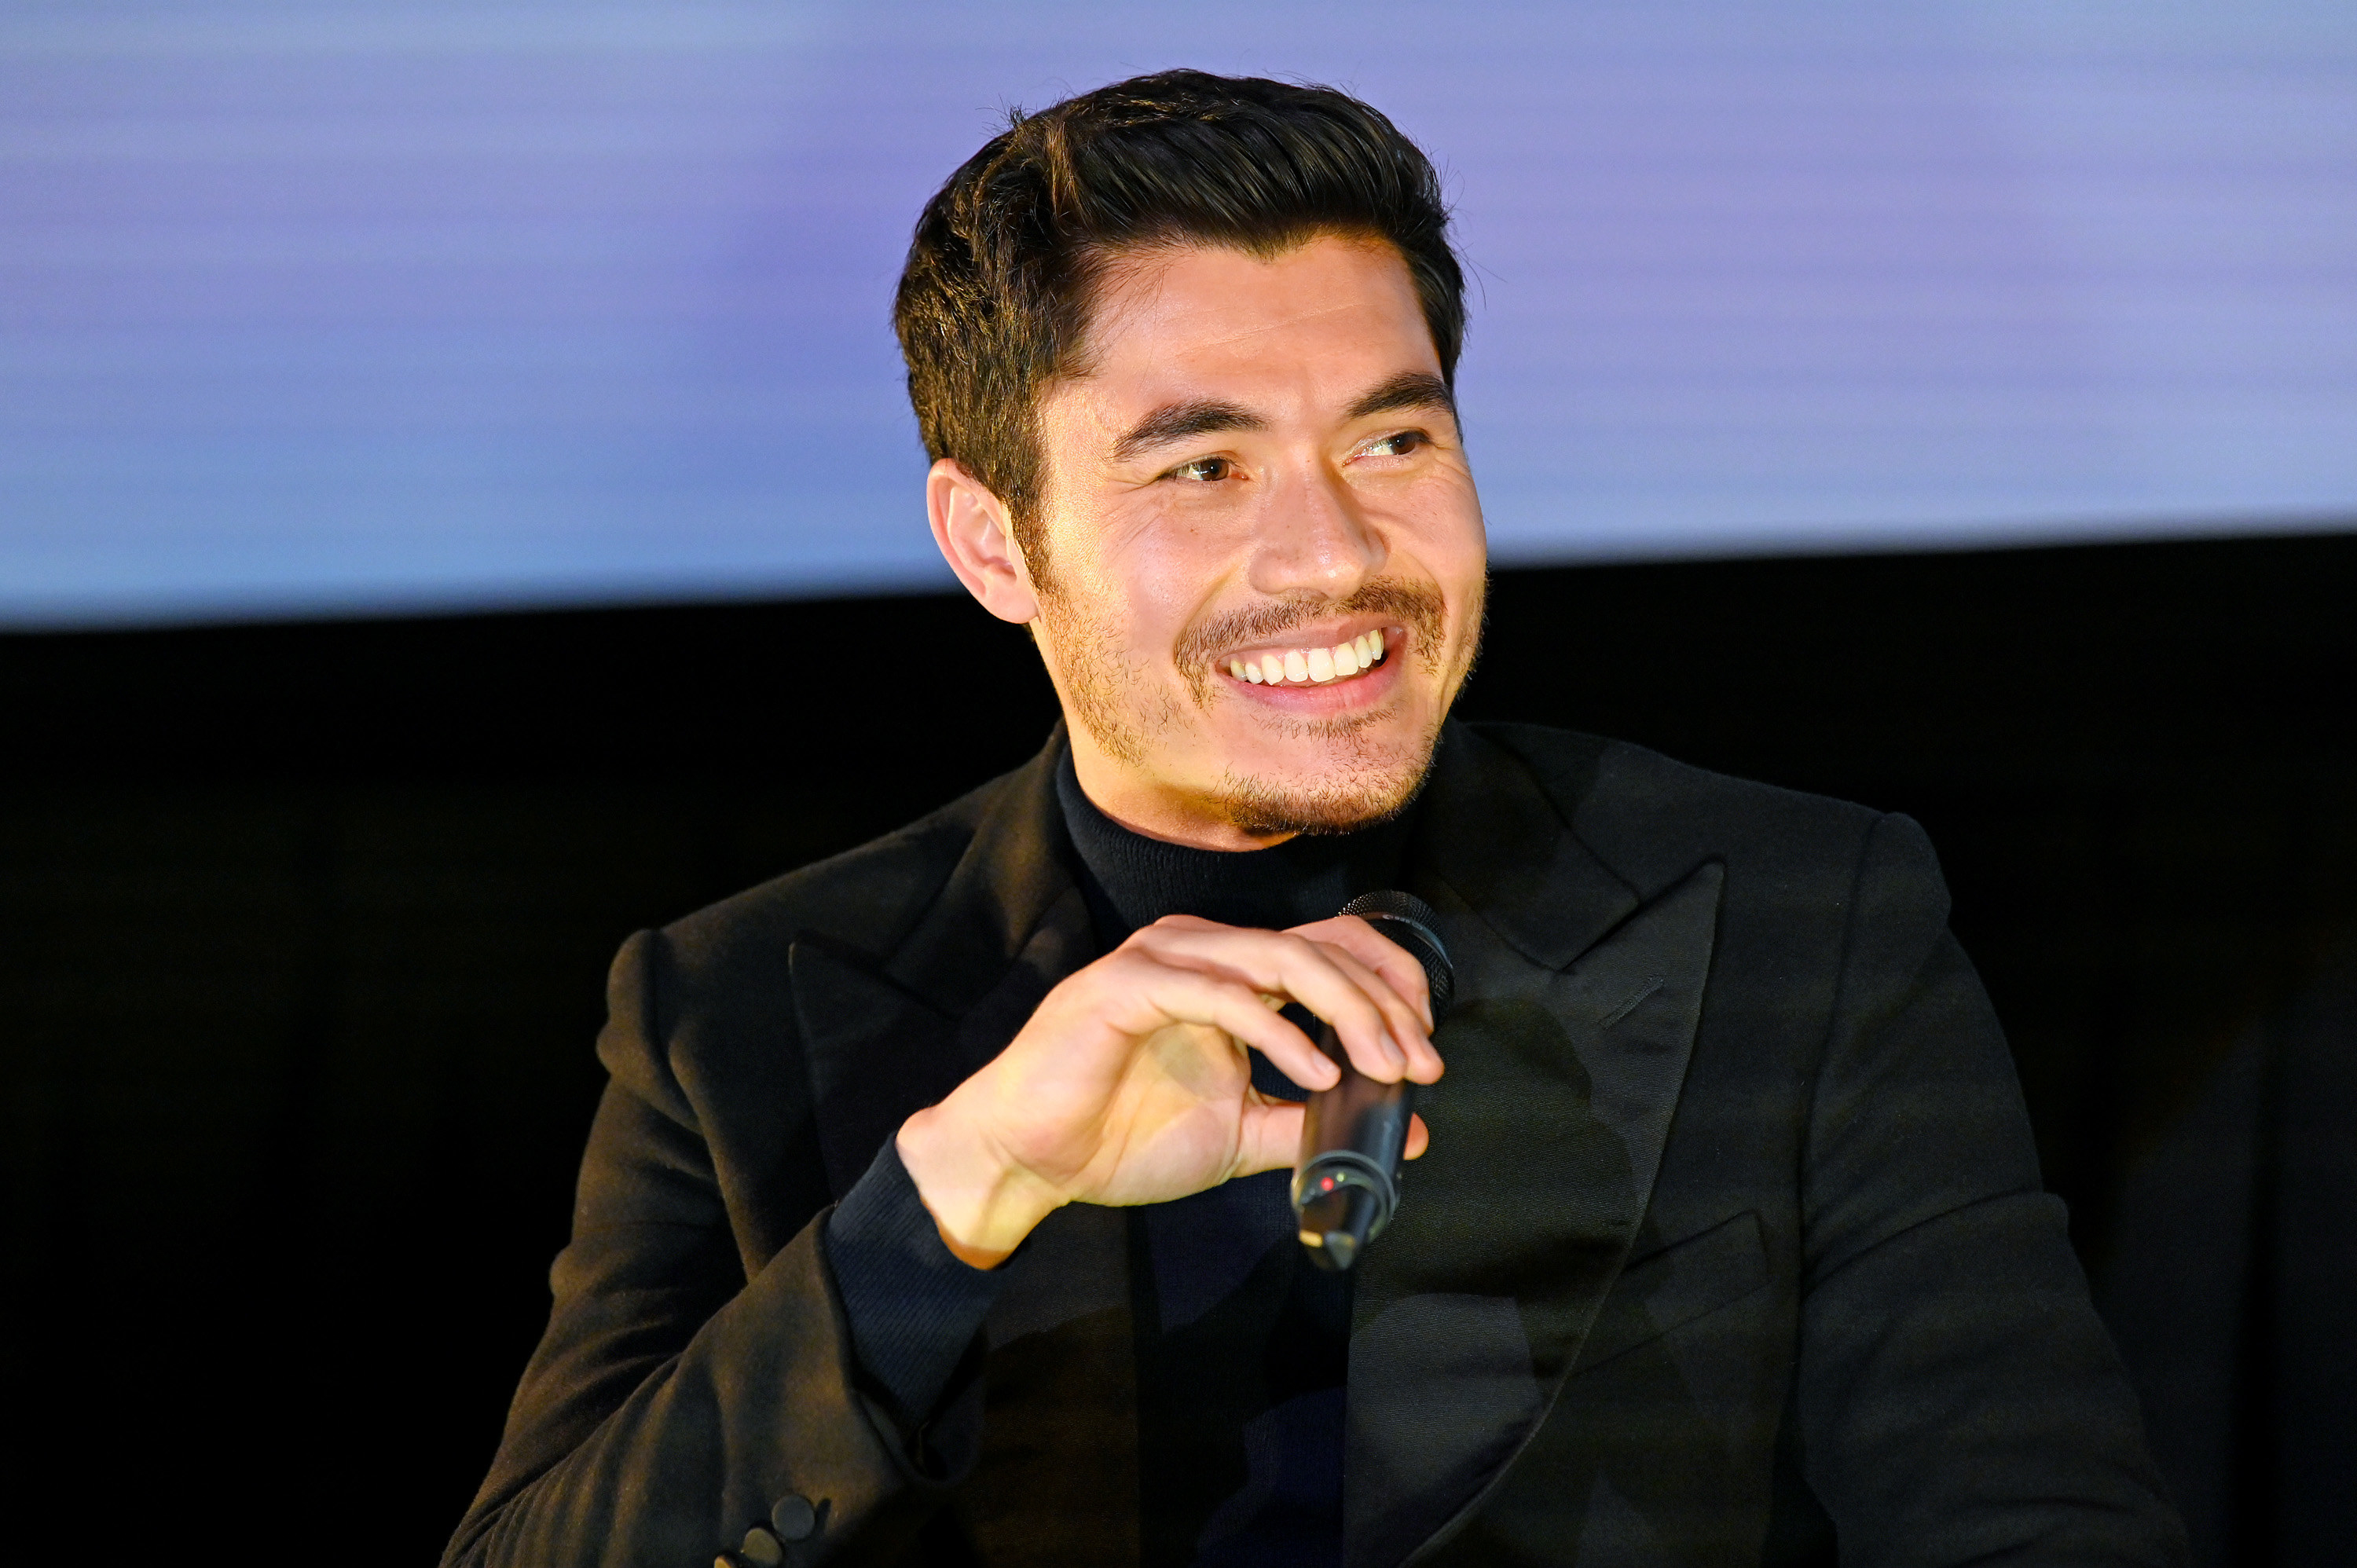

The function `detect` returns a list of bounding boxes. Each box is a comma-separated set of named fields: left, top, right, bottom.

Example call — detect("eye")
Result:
left=1168, top=455, right=1235, bottom=482
left=1361, top=430, right=1428, bottom=459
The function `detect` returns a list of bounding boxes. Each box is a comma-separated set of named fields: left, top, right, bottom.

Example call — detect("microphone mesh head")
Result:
left=1339, top=890, right=1454, bottom=1019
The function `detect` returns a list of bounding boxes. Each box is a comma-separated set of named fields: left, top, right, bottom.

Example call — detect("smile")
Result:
left=1225, top=628, right=1388, bottom=687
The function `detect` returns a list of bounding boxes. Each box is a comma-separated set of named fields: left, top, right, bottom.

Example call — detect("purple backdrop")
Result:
left=3, top=2, right=2353, bottom=625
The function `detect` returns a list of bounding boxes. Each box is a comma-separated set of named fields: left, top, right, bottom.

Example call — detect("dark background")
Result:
left=4, top=532, right=2352, bottom=1564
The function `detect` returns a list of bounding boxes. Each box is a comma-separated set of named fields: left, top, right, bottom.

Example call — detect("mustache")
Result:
left=1173, top=578, right=1449, bottom=671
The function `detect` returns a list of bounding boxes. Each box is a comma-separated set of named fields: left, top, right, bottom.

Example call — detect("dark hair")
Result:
left=893, top=70, right=1464, bottom=553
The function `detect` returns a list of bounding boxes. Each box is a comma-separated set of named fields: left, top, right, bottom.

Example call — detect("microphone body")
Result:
left=1293, top=891, right=1454, bottom=1270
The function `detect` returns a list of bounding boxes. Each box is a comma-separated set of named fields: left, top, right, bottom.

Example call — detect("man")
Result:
left=445, top=72, right=2185, bottom=1567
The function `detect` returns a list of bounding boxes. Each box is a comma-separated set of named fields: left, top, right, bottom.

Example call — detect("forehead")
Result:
left=1070, top=236, right=1439, bottom=408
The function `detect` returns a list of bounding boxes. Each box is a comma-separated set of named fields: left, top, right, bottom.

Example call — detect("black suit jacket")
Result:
left=443, top=722, right=2186, bottom=1567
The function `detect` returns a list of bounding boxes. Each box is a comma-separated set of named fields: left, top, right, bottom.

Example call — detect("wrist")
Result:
left=896, top=1095, right=1067, bottom=1269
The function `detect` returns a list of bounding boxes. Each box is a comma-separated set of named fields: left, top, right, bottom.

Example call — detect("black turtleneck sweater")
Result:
left=823, top=751, right=1414, bottom=1566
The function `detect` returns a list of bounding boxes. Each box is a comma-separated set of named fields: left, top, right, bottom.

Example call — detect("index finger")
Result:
left=1288, top=914, right=1431, bottom=1026
left=1287, top=914, right=1442, bottom=1083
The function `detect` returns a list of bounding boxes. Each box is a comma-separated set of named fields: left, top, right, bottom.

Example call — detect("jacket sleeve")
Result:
left=439, top=929, right=977, bottom=1568
left=1796, top=812, right=2189, bottom=1566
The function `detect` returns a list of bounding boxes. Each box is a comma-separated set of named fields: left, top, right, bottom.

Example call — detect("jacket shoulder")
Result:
left=649, top=765, right=1019, bottom=1002
left=1464, top=720, right=1894, bottom=897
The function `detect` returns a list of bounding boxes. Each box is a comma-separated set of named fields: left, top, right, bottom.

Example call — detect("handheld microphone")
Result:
left=1293, top=890, right=1453, bottom=1271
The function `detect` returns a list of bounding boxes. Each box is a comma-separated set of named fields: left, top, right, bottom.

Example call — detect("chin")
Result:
left=1210, top=722, right=1441, bottom=838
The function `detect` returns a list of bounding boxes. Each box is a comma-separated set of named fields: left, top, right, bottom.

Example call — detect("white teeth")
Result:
left=1230, top=630, right=1392, bottom=686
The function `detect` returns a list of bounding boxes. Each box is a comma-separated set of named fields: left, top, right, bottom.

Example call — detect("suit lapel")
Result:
left=788, top=731, right=1140, bottom=1565
left=790, top=885, right=1095, bottom=1198
left=790, top=733, right=1093, bottom=1196
left=1346, top=726, right=1723, bottom=1568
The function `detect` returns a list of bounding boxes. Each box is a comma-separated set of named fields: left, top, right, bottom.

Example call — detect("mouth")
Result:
left=1220, top=625, right=1396, bottom=691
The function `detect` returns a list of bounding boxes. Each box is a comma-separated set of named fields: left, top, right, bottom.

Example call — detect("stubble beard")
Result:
left=1033, top=576, right=1160, bottom=770
left=1040, top=573, right=1479, bottom=838
left=1208, top=702, right=1442, bottom=837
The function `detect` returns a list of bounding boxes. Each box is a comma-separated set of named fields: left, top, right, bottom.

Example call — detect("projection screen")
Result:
left=2, top=1, right=2352, bottom=625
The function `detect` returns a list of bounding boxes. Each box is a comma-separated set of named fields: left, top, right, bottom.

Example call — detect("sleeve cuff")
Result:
left=822, top=1136, right=1009, bottom=1428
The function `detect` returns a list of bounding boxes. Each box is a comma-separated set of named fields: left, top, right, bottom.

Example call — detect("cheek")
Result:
left=1109, top=507, right=1237, bottom=647
left=1379, top=478, right=1486, bottom=589
left=1424, top=479, right=1489, bottom=594
left=1038, top=562, right=1180, bottom=694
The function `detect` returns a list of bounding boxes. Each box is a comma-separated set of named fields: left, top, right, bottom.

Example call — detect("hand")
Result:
left=896, top=913, right=1445, bottom=1266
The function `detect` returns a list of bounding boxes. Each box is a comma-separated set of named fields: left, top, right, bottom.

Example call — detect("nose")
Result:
left=1244, top=456, right=1387, bottom=602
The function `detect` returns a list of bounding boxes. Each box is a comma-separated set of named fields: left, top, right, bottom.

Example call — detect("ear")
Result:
left=929, top=458, right=1040, bottom=625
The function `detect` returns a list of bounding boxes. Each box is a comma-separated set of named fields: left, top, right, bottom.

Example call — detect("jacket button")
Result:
left=738, top=1526, right=784, bottom=1566
left=770, top=1493, right=819, bottom=1541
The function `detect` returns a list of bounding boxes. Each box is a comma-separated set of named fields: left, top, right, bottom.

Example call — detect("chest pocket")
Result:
left=1572, top=1210, right=1769, bottom=1375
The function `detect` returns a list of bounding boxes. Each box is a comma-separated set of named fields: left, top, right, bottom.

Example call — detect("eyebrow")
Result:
left=1346, top=370, right=1456, bottom=423
left=1110, top=399, right=1264, bottom=463
left=1108, top=371, right=1457, bottom=466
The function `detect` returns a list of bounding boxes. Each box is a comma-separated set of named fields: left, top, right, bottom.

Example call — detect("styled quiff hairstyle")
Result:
left=893, top=70, right=1465, bottom=556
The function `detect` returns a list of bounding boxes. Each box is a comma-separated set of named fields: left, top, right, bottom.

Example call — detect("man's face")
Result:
left=1014, top=234, right=1487, bottom=846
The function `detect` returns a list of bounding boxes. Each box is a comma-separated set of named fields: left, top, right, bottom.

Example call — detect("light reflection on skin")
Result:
left=928, top=233, right=1489, bottom=852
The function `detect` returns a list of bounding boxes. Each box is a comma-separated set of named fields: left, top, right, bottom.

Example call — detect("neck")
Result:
left=1054, top=744, right=1413, bottom=941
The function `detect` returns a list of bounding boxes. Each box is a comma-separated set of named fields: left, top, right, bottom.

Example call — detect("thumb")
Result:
left=1233, top=1097, right=1307, bottom=1179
